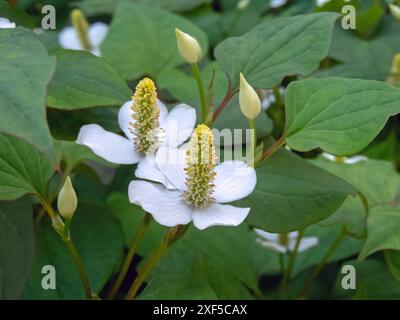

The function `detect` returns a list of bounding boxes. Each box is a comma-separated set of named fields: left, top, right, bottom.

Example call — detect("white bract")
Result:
left=0, top=17, right=16, bottom=28
left=322, top=152, right=368, bottom=164
left=270, top=0, right=288, bottom=9
left=254, top=229, right=319, bottom=253
left=260, top=87, right=285, bottom=111
left=128, top=124, right=257, bottom=230
left=76, top=78, right=196, bottom=186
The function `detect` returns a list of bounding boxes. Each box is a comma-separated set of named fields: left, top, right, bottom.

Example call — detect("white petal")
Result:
left=76, top=124, right=141, bottom=164
left=192, top=203, right=250, bottom=230
left=322, top=152, right=337, bottom=162
left=0, top=17, right=16, bottom=28
left=256, top=239, right=287, bottom=253
left=135, top=155, right=172, bottom=187
left=155, top=145, right=187, bottom=191
left=58, top=26, right=82, bottom=50
left=88, top=22, right=108, bottom=48
left=118, top=100, right=135, bottom=141
left=289, top=237, right=319, bottom=252
left=157, top=99, right=168, bottom=126
left=90, top=47, right=101, bottom=57
left=213, top=161, right=256, bottom=203
left=254, top=229, right=280, bottom=242
left=344, top=155, right=368, bottom=164
left=316, top=0, right=331, bottom=7
left=163, top=104, right=196, bottom=147
left=270, top=0, right=288, bottom=8
left=288, top=231, right=300, bottom=240
left=128, top=180, right=192, bottom=227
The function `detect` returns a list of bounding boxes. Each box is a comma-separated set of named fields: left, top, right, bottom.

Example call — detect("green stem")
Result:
left=106, top=213, right=152, bottom=300
left=259, top=135, right=285, bottom=164
left=64, top=238, right=94, bottom=300
left=248, top=118, right=256, bottom=167
left=125, top=225, right=186, bottom=300
left=191, top=63, right=208, bottom=123
left=273, top=86, right=283, bottom=108
left=299, top=228, right=346, bottom=299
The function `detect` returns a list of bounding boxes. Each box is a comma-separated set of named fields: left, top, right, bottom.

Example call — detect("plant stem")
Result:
left=259, top=135, right=285, bottom=163
left=279, top=230, right=304, bottom=293
left=106, top=213, right=152, bottom=300
left=211, top=87, right=235, bottom=124
left=64, top=238, right=94, bottom=300
left=273, top=86, right=283, bottom=108
left=299, top=228, right=346, bottom=299
left=248, top=118, right=256, bottom=167
left=125, top=225, right=185, bottom=300
left=191, top=63, right=208, bottom=123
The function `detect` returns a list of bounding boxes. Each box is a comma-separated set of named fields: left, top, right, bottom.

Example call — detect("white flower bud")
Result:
left=390, top=4, right=400, bottom=21
left=237, top=0, right=250, bottom=11
left=239, top=73, right=261, bottom=120
left=57, top=176, right=77, bottom=220
left=175, top=28, right=202, bottom=64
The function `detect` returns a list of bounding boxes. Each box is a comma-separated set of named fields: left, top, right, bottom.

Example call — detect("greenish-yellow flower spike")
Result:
left=130, top=77, right=161, bottom=153
left=391, top=53, right=400, bottom=74
left=57, top=176, right=78, bottom=220
left=175, top=28, right=202, bottom=64
left=239, top=73, right=261, bottom=120
left=389, top=4, right=400, bottom=21
left=184, top=124, right=217, bottom=208
left=71, top=9, right=92, bottom=51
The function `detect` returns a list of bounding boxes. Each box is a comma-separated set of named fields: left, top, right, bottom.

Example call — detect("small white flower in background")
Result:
left=128, top=124, right=257, bottom=230
left=254, top=229, right=319, bottom=253
left=237, top=0, right=251, bottom=11
left=270, top=0, right=288, bottom=9
left=260, top=87, right=285, bottom=111
left=77, top=77, right=196, bottom=186
left=0, top=17, right=16, bottom=28
left=322, top=152, right=368, bottom=164
left=316, top=0, right=332, bottom=7
left=58, top=9, right=108, bottom=56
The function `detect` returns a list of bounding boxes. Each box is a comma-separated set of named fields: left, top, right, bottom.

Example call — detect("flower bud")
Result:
left=175, top=28, right=202, bottom=64
left=57, top=176, right=77, bottom=220
left=237, top=0, right=250, bottom=11
left=391, top=53, right=400, bottom=74
left=389, top=4, right=400, bottom=21
left=239, top=73, right=261, bottom=120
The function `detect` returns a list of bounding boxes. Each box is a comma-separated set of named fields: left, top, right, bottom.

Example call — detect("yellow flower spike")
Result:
left=71, top=9, right=92, bottom=51
left=389, top=4, right=400, bottom=21
left=239, top=73, right=261, bottom=120
left=175, top=28, right=202, bottom=64
left=57, top=176, right=78, bottom=220
left=184, top=124, right=217, bottom=208
left=130, top=77, right=161, bottom=153
left=391, top=53, right=400, bottom=75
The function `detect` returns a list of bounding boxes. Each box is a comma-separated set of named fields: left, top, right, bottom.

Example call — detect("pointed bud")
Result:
left=389, top=4, right=400, bottom=21
left=239, top=73, right=261, bottom=120
left=237, top=0, right=250, bottom=11
left=57, top=177, right=77, bottom=220
left=175, top=28, right=202, bottom=64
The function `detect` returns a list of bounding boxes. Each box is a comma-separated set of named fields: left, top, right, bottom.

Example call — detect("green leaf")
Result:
left=385, top=251, right=400, bottom=283
left=101, top=2, right=208, bottom=81
left=47, top=50, right=131, bottom=110
left=22, top=205, right=125, bottom=299
left=359, top=205, right=400, bottom=260
left=0, top=27, right=56, bottom=157
left=0, top=135, right=55, bottom=201
left=0, top=198, right=35, bottom=299
left=285, top=78, right=400, bottom=156
left=240, top=149, right=356, bottom=232
left=214, top=12, right=339, bottom=90
left=138, top=273, right=218, bottom=300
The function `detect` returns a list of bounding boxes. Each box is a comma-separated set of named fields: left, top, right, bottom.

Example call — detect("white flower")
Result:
left=316, top=0, right=331, bottom=7
left=76, top=78, right=196, bottom=186
left=0, top=17, right=16, bottom=28
left=270, top=0, right=288, bottom=9
left=260, top=87, right=285, bottom=111
left=128, top=125, right=257, bottom=230
left=59, top=19, right=108, bottom=56
left=254, top=229, right=319, bottom=253
left=322, top=152, right=368, bottom=164
left=390, top=4, right=400, bottom=21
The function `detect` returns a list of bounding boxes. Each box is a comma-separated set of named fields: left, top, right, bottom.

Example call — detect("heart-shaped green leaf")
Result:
left=285, top=78, right=400, bottom=155
left=0, top=27, right=56, bottom=157
left=214, top=12, right=339, bottom=90
left=47, top=50, right=131, bottom=110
